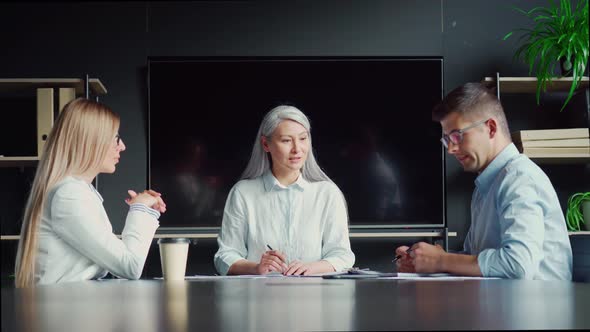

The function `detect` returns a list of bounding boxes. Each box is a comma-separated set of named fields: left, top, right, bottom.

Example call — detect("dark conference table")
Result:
left=2, top=278, right=589, bottom=331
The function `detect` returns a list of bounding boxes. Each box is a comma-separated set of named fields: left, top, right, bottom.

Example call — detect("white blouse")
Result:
left=35, top=176, right=160, bottom=284
left=214, top=171, right=355, bottom=275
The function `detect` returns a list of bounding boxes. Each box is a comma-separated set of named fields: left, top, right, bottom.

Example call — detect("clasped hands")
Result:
left=256, top=249, right=316, bottom=276
left=125, top=189, right=167, bottom=213
left=395, top=242, right=446, bottom=273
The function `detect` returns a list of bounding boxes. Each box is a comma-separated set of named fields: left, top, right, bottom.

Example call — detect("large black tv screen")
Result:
left=149, top=57, right=445, bottom=230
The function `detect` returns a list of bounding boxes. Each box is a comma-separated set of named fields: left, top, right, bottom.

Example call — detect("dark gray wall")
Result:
left=1, top=1, right=588, bottom=278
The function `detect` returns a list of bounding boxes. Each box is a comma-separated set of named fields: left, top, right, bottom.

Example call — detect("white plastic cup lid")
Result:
left=158, top=238, right=191, bottom=244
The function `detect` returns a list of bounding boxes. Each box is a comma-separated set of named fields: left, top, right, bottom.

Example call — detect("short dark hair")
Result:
left=432, top=82, right=510, bottom=137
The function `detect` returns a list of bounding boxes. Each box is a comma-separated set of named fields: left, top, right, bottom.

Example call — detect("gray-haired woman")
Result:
left=214, top=105, right=355, bottom=276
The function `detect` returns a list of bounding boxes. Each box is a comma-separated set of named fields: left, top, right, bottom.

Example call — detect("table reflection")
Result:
left=163, top=281, right=188, bottom=332
left=216, top=278, right=356, bottom=331
left=5, top=278, right=587, bottom=332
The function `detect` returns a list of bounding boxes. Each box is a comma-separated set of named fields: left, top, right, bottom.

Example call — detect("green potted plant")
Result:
left=503, top=0, right=589, bottom=111
left=566, top=192, right=590, bottom=231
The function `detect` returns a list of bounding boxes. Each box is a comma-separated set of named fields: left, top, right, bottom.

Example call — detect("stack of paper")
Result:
left=512, top=128, right=590, bottom=158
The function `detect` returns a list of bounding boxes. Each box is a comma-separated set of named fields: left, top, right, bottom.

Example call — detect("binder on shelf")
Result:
left=512, top=128, right=590, bottom=141
left=36, top=88, right=54, bottom=157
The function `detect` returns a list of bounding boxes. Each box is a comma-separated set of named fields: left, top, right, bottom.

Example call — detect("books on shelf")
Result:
left=520, top=147, right=590, bottom=158
left=512, top=128, right=589, bottom=141
left=518, top=138, right=590, bottom=148
left=512, top=128, right=590, bottom=159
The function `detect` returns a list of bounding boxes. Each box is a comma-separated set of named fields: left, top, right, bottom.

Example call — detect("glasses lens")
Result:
left=449, top=132, right=462, bottom=145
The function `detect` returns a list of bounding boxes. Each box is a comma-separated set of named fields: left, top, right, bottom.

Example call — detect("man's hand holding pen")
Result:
left=394, top=242, right=446, bottom=273
left=394, top=245, right=416, bottom=272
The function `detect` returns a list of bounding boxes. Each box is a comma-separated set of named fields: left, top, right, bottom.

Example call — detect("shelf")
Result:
left=569, top=231, right=590, bottom=236
left=0, top=157, right=39, bottom=167
left=485, top=73, right=590, bottom=164
left=528, top=155, right=590, bottom=164
left=1, top=76, right=108, bottom=162
left=483, top=76, right=589, bottom=93
left=0, top=78, right=107, bottom=96
left=0, top=232, right=458, bottom=241
left=0, top=156, right=39, bottom=167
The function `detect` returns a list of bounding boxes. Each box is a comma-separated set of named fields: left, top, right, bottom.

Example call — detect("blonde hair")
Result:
left=15, top=98, right=120, bottom=288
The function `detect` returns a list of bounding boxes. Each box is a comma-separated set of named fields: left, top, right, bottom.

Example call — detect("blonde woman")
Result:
left=214, top=105, right=355, bottom=276
left=15, top=98, right=166, bottom=287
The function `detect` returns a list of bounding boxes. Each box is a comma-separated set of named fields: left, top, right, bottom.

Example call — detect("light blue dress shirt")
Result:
left=214, top=171, right=355, bottom=275
left=464, top=143, right=572, bottom=280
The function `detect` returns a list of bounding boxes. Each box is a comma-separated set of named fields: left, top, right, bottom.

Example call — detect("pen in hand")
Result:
left=266, top=244, right=289, bottom=274
left=392, top=248, right=413, bottom=262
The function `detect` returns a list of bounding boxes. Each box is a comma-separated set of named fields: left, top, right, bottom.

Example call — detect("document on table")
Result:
left=183, top=272, right=321, bottom=279
left=381, top=273, right=500, bottom=280
left=184, top=274, right=278, bottom=280
left=320, top=270, right=501, bottom=280
left=179, top=271, right=500, bottom=280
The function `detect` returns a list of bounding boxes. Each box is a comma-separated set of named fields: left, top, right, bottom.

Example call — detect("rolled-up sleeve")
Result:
left=214, top=187, right=249, bottom=275
left=321, top=186, right=355, bottom=272
left=477, top=178, right=544, bottom=279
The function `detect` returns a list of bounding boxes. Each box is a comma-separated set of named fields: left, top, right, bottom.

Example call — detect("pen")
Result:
left=266, top=244, right=289, bottom=272
left=392, top=248, right=413, bottom=262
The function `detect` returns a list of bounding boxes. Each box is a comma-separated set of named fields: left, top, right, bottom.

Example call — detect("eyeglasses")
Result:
left=115, top=134, right=122, bottom=146
left=440, top=118, right=490, bottom=148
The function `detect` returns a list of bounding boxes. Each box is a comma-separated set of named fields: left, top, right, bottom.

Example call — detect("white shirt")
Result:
left=36, top=176, right=160, bottom=284
left=214, top=171, right=355, bottom=275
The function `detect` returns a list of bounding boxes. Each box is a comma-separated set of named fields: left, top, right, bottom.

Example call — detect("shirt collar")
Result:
left=263, top=170, right=308, bottom=192
left=475, top=143, right=519, bottom=194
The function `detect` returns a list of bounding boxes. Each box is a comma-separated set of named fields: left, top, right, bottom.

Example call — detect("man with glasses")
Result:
left=395, top=82, right=572, bottom=280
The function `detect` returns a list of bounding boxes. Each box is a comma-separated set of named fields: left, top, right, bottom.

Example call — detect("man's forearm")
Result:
left=441, top=252, right=483, bottom=276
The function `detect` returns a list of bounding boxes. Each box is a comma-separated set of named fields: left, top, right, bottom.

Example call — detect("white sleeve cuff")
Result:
left=129, top=203, right=161, bottom=220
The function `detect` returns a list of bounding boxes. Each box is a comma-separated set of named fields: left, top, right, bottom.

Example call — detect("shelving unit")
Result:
left=0, top=76, right=108, bottom=167
left=0, top=78, right=107, bottom=96
left=483, top=73, right=590, bottom=236
left=0, top=76, right=108, bottom=240
left=483, top=74, right=590, bottom=164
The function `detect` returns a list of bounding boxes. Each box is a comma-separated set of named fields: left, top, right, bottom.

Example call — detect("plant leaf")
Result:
left=502, top=0, right=589, bottom=111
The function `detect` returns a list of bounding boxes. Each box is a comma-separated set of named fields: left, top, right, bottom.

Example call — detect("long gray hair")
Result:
left=240, top=105, right=331, bottom=182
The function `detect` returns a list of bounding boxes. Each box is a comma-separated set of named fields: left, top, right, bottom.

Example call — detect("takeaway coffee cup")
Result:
left=158, top=238, right=190, bottom=281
